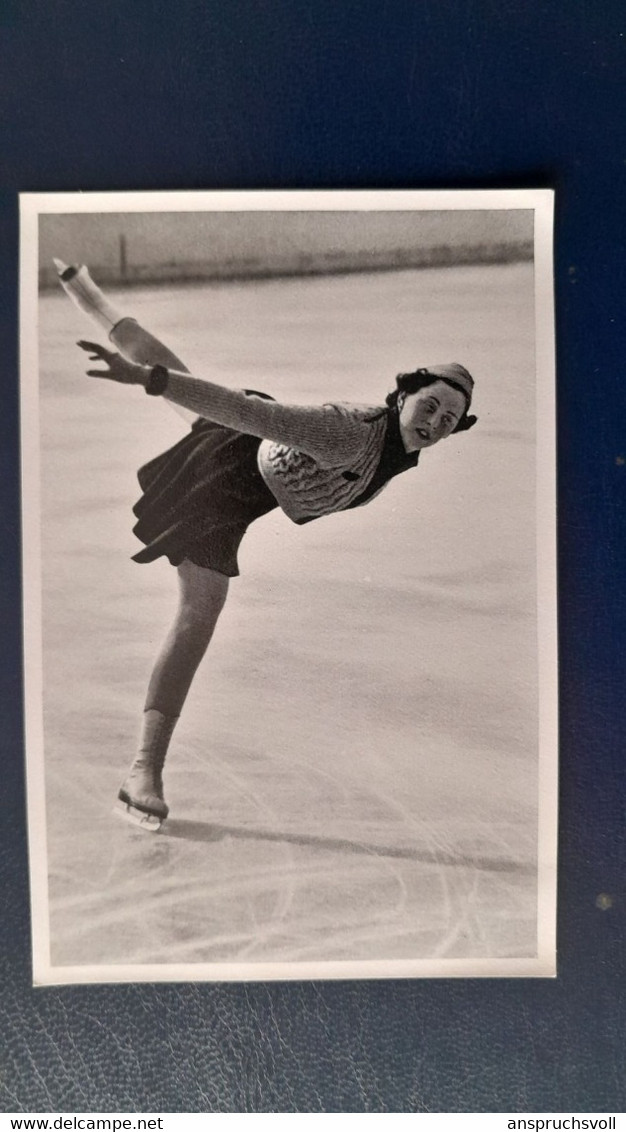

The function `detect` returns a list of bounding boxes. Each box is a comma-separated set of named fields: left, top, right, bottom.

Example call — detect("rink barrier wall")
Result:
left=38, top=239, right=533, bottom=290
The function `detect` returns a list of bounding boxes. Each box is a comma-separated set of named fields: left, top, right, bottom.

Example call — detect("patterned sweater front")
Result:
left=162, top=373, right=418, bottom=523
left=256, top=402, right=396, bottom=523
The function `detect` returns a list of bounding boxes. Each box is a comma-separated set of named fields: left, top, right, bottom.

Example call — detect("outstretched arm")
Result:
left=78, top=342, right=369, bottom=466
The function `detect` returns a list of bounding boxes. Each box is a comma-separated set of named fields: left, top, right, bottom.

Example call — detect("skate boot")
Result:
left=53, top=259, right=124, bottom=334
left=116, top=756, right=169, bottom=831
left=115, top=710, right=177, bottom=832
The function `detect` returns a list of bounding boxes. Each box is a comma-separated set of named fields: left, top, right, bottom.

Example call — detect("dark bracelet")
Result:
left=145, top=364, right=169, bottom=395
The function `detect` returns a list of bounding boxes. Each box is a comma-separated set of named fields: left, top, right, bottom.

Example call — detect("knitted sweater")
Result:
left=162, top=372, right=417, bottom=524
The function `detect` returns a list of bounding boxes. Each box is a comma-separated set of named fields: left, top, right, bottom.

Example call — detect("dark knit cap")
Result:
left=422, top=363, right=474, bottom=404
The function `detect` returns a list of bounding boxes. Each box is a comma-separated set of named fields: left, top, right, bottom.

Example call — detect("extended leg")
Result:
left=109, top=316, right=197, bottom=423
left=116, top=560, right=230, bottom=830
left=109, top=317, right=190, bottom=373
left=55, top=258, right=196, bottom=421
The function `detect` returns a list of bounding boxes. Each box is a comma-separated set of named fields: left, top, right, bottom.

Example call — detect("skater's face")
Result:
left=398, top=380, right=467, bottom=453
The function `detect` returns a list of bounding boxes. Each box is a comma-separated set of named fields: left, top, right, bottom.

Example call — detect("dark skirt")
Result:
left=131, top=418, right=278, bottom=576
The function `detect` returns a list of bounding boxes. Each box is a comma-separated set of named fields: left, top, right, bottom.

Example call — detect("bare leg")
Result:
left=110, top=317, right=190, bottom=373
left=109, top=319, right=198, bottom=424
left=117, top=561, right=230, bottom=828
left=145, top=560, right=229, bottom=717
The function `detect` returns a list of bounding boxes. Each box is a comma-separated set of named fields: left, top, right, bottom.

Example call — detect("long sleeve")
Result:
left=163, top=370, right=372, bottom=466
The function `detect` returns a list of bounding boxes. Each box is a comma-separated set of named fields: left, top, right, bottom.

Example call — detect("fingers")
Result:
left=77, top=339, right=104, bottom=352
left=77, top=339, right=112, bottom=361
left=78, top=339, right=117, bottom=379
left=77, top=340, right=133, bottom=384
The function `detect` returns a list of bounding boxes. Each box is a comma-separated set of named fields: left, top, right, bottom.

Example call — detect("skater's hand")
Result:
left=77, top=340, right=145, bottom=385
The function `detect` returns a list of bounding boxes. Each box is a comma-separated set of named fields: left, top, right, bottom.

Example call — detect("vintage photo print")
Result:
left=20, top=189, right=557, bottom=984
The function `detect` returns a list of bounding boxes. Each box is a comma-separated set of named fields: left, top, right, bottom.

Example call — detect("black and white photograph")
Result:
left=20, top=189, right=557, bottom=983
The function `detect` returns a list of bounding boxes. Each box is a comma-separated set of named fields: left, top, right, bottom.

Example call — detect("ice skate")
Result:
left=114, top=709, right=177, bottom=832
left=53, top=258, right=124, bottom=334
left=115, top=756, right=169, bottom=832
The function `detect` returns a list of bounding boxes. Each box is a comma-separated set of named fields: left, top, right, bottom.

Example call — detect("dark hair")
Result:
left=385, top=368, right=478, bottom=433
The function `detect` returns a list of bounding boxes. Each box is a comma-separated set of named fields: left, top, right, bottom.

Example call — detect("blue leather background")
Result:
left=1, top=0, right=624, bottom=1112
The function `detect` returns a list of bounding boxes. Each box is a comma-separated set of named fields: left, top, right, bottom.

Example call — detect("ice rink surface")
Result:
left=34, top=262, right=541, bottom=974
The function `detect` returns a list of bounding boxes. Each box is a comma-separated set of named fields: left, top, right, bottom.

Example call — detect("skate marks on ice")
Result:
left=47, top=729, right=537, bottom=968
left=45, top=560, right=538, bottom=970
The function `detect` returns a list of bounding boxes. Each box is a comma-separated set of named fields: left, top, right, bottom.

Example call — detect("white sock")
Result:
left=135, top=709, right=178, bottom=776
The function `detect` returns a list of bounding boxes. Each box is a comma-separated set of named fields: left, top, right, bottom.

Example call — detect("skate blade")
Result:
left=113, top=797, right=163, bottom=832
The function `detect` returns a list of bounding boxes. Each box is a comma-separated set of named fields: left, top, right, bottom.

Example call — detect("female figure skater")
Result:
left=58, top=261, right=477, bottom=831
